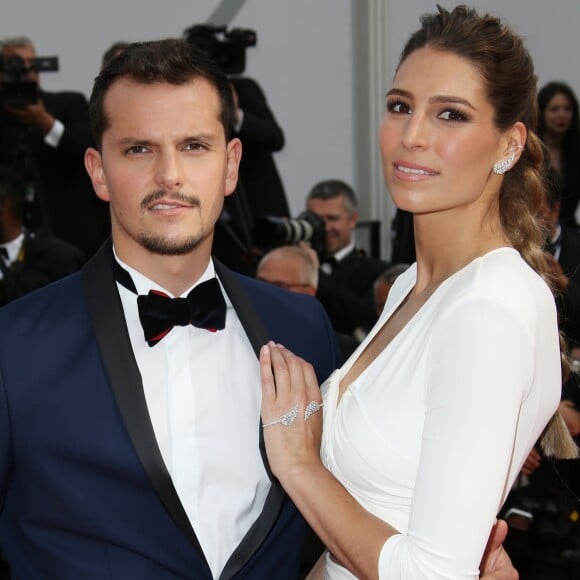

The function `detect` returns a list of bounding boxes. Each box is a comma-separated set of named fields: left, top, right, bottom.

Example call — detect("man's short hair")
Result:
left=0, top=166, right=27, bottom=219
left=258, top=245, right=319, bottom=287
left=0, top=36, right=34, bottom=53
left=306, top=179, right=358, bottom=214
left=89, top=38, right=236, bottom=149
left=374, top=263, right=410, bottom=290
left=101, top=41, right=130, bottom=69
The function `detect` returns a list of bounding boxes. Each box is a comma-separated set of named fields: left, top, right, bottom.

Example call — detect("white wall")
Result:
left=1, top=0, right=353, bottom=217
left=3, top=0, right=579, bottom=241
left=389, top=1, right=580, bottom=105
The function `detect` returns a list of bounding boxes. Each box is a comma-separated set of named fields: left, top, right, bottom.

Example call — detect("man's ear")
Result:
left=225, top=138, right=242, bottom=198
left=84, top=148, right=110, bottom=202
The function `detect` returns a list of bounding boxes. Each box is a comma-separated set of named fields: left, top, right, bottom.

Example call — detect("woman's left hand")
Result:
left=260, top=342, right=324, bottom=480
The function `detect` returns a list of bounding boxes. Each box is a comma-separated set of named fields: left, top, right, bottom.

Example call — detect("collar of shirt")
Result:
left=0, top=230, right=25, bottom=264
left=113, top=248, right=218, bottom=298
left=112, top=249, right=269, bottom=577
left=333, top=241, right=356, bottom=263
left=549, top=224, right=562, bottom=260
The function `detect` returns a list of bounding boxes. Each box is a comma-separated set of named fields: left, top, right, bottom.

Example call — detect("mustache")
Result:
left=141, top=190, right=201, bottom=210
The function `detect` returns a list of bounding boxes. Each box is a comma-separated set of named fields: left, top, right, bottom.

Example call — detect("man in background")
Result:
left=373, top=263, right=410, bottom=317
left=305, top=179, right=390, bottom=337
left=0, top=165, right=84, bottom=305
left=256, top=244, right=359, bottom=360
left=0, top=36, right=109, bottom=257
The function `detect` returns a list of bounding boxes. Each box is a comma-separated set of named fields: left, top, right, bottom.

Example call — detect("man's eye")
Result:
left=184, top=142, right=208, bottom=152
left=126, top=145, right=148, bottom=155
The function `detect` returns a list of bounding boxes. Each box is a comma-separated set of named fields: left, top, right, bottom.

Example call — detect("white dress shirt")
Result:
left=115, top=253, right=270, bottom=578
left=0, top=231, right=25, bottom=280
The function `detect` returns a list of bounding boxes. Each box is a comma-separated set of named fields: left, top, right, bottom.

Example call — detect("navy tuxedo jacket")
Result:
left=0, top=242, right=341, bottom=579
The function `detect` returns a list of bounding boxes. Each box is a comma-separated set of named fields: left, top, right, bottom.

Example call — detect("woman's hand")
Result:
left=260, top=342, right=324, bottom=480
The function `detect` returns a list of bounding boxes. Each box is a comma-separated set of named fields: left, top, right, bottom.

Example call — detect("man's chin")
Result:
left=139, top=234, right=202, bottom=256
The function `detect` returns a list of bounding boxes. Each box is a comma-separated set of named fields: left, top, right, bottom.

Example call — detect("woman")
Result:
left=259, top=6, right=577, bottom=579
left=537, top=81, right=580, bottom=227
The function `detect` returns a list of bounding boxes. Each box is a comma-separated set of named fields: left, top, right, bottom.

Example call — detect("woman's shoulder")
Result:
left=450, top=247, right=556, bottom=325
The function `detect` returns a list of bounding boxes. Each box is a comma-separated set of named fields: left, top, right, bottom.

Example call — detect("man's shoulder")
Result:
left=40, top=89, right=88, bottom=103
left=25, top=232, right=85, bottom=260
left=40, top=89, right=89, bottom=116
left=0, top=271, right=83, bottom=322
left=235, top=270, right=320, bottom=309
left=338, top=248, right=390, bottom=275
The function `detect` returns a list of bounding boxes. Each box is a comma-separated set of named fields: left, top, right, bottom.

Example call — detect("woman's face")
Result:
left=379, top=47, right=509, bottom=217
left=543, top=93, right=574, bottom=137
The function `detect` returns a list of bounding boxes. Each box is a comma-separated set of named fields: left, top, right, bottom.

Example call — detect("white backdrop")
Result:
left=1, top=0, right=354, bottom=218
left=2, top=1, right=579, bottom=240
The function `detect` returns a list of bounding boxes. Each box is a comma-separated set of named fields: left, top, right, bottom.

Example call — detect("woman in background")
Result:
left=538, top=81, right=580, bottom=227
left=260, top=5, right=577, bottom=579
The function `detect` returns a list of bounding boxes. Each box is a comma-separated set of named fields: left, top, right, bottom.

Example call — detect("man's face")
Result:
left=257, top=252, right=316, bottom=296
left=306, top=195, right=358, bottom=255
left=84, top=77, right=241, bottom=267
left=1, top=44, right=39, bottom=85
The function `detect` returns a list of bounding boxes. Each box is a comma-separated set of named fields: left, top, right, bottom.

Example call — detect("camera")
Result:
left=252, top=210, right=327, bottom=256
left=184, top=24, right=256, bottom=75
left=0, top=54, right=58, bottom=107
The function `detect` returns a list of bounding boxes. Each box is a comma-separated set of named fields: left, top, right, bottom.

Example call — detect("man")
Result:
left=306, top=179, right=390, bottom=335
left=214, top=76, right=289, bottom=274
left=0, top=36, right=109, bottom=257
left=0, top=165, right=84, bottom=305
left=256, top=245, right=359, bottom=361
left=0, top=38, right=340, bottom=580
left=373, top=263, right=410, bottom=317
left=0, top=39, right=516, bottom=580
left=542, top=167, right=580, bottom=350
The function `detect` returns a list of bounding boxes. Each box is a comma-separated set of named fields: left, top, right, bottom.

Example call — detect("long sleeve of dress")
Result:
left=377, top=296, right=559, bottom=579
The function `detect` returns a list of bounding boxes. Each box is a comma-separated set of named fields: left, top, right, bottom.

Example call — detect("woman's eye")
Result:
left=438, top=109, right=468, bottom=122
left=387, top=100, right=411, bottom=114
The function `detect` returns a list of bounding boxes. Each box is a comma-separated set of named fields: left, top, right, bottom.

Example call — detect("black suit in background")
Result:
left=0, top=89, right=110, bottom=258
left=230, top=76, right=289, bottom=221
left=316, top=248, right=390, bottom=336
left=556, top=225, right=580, bottom=348
left=215, top=77, right=289, bottom=275
left=0, top=230, right=85, bottom=305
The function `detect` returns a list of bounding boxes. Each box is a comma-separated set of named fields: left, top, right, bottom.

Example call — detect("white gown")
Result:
left=320, top=248, right=561, bottom=579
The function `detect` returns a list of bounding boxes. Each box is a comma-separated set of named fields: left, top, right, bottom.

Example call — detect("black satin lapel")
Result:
left=214, top=260, right=287, bottom=580
left=214, top=260, right=269, bottom=355
left=81, top=241, right=205, bottom=556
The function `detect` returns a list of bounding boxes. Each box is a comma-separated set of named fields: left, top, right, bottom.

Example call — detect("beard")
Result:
left=138, top=232, right=204, bottom=255
left=137, top=189, right=205, bottom=255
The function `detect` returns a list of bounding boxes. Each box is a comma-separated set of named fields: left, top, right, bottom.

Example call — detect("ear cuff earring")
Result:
left=493, top=145, right=524, bottom=175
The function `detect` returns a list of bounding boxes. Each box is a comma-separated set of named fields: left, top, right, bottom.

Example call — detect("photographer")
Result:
left=0, top=166, right=84, bottom=305
left=185, top=25, right=289, bottom=274
left=0, top=36, right=109, bottom=258
left=305, top=179, right=391, bottom=337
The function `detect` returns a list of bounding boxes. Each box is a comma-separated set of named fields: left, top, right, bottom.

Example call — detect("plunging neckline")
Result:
left=334, top=247, right=518, bottom=409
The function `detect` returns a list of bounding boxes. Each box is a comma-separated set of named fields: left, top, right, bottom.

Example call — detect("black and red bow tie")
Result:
left=113, top=259, right=226, bottom=346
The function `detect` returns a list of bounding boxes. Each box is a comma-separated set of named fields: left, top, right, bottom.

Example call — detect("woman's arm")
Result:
left=261, top=343, right=396, bottom=578
left=261, top=297, right=548, bottom=578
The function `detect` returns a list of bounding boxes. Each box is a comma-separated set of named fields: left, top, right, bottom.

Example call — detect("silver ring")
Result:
left=263, top=404, right=299, bottom=429
left=304, top=400, right=323, bottom=421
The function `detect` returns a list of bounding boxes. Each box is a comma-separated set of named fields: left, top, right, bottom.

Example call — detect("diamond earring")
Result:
left=493, top=152, right=516, bottom=175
